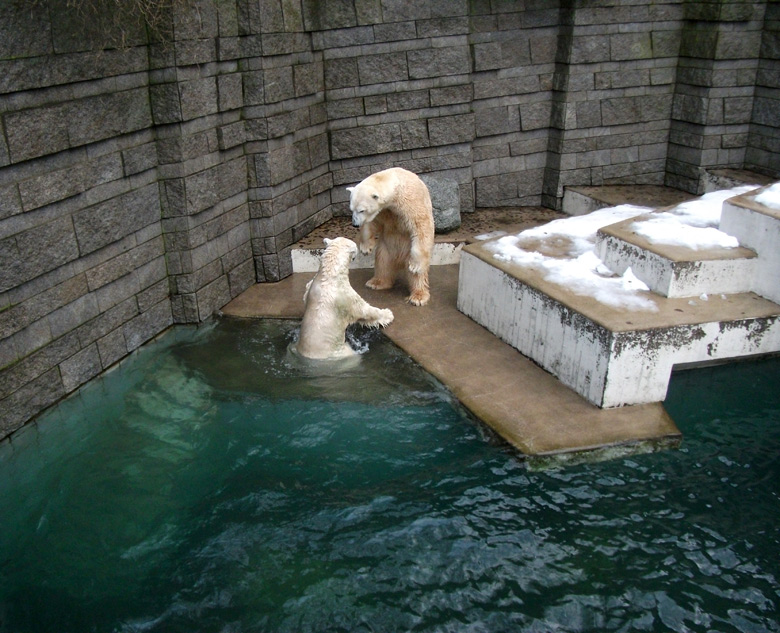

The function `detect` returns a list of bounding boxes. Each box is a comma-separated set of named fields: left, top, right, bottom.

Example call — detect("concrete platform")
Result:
left=222, top=265, right=681, bottom=469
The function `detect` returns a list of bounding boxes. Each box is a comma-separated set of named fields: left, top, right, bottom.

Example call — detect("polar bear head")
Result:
left=320, top=237, right=358, bottom=276
left=347, top=184, right=382, bottom=227
left=347, top=170, right=397, bottom=227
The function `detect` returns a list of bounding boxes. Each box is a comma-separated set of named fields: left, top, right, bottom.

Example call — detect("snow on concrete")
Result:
left=754, top=183, right=780, bottom=210
left=480, top=187, right=757, bottom=312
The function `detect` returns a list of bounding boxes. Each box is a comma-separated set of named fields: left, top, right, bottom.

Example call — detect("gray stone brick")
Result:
left=475, top=106, right=519, bottom=137
left=49, top=293, right=100, bottom=339
left=0, top=368, right=64, bottom=438
left=243, top=70, right=266, bottom=106
left=16, top=170, right=73, bottom=213
left=96, top=329, right=128, bottom=368
left=73, top=184, right=160, bottom=255
left=428, top=114, right=475, bottom=146
left=66, top=89, right=152, bottom=147
left=0, top=216, right=80, bottom=293
left=570, top=35, right=610, bottom=64
left=196, top=275, right=231, bottom=320
left=0, top=332, right=79, bottom=399
left=0, top=2, right=52, bottom=59
left=408, top=46, right=470, bottom=79
left=610, top=33, right=653, bottom=61
left=358, top=52, right=409, bottom=84
left=373, top=21, right=416, bottom=42
left=122, top=142, right=158, bottom=176
left=175, top=39, right=217, bottom=65
left=228, top=259, right=255, bottom=296
left=294, top=61, right=323, bottom=96
left=302, top=0, right=357, bottom=30
left=330, top=123, right=402, bottom=159
left=381, top=0, right=430, bottom=22
left=4, top=105, right=70, bottom=163
left=600, top=97, right=642, bottom=126
left=430, top=84, right=472, bottom=106
left=313, top=25, right=374, bottom=49
left=387, top=89, right=429, bottom=111
left=218, top=121, right=247, bottom=150
left=417, top=17, right=469, bottom=38
left=324, top=57, right=359, bottom=89
left=150, top=83, right=183, bottom=124
left=400, top=120, right=429, bottom=150
left=0, top=185, right=21, bottom=221
left=218, top=73, right=244, bottom=111
left=179, top=77, right=219, bottom=121
left=124, top=300, right=172, bottom=350
left=59, top=343, right=102, bottom=392
left=263, top=66, right=294, bottom=104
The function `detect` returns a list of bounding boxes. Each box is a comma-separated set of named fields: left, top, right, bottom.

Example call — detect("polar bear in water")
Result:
left=293, top=237, right=394, bottom=360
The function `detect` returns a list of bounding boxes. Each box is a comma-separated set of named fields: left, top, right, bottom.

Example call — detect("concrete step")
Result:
left=457, top=183, right=780, bottom=409
left=594, top=212, right=758, bottom=299
left=458, top=243, right=780, bottom=408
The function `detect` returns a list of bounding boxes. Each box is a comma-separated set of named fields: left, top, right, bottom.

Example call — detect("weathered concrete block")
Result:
left=420, top=174, right=461, bottom=233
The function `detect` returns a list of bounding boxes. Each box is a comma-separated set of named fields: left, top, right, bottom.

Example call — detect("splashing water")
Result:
left=0, top=319, right=778, bottom=633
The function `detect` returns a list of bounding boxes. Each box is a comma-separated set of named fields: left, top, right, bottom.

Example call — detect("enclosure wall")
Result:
left=1, top=0, right=778, bottom=438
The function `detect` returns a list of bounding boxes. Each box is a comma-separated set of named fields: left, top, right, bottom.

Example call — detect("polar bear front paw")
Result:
left=376, top=308, right=394, bottom=327
left=366, top=277, right=393, bottom=290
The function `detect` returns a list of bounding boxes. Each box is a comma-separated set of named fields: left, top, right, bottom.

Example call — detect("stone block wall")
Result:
left=318, top=0, right=476, bottom=215
left=667, top=1, right=770, bottom=192
left=1, top=0, right=779, bottom=439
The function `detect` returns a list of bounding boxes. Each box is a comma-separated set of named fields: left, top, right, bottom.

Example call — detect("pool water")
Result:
left=0, top=319, right=778, bottom=633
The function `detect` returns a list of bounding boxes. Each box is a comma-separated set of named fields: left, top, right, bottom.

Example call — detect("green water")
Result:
left=0, top=319, right=778, bottom=633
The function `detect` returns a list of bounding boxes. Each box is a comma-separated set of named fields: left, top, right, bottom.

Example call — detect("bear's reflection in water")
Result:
left=173, top=318, right=445, bottom=408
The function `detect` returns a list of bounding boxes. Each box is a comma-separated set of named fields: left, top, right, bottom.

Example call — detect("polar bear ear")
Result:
left=346, top=186, right=355, bottom=193
left=323, top=237, right=332, bottom=246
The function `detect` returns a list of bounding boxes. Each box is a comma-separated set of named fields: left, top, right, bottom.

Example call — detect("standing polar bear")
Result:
left=348, top=167, right=435, bottom=306
left=293, top=237, right=394, bottom=360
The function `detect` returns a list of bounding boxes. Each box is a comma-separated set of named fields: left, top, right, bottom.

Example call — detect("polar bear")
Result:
left=293, top=237, right=394, bottom=360
left=347, top=167, right=435, bottom=306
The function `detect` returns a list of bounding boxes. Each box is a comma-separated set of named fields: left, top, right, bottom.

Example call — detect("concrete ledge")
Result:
left=458, top=242, right=780, bottom=407
left=596, top=215, right=757, bottom=298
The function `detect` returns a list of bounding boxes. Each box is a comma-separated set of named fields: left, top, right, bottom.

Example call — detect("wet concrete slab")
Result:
left=223, top=265, right=681, bottom=468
